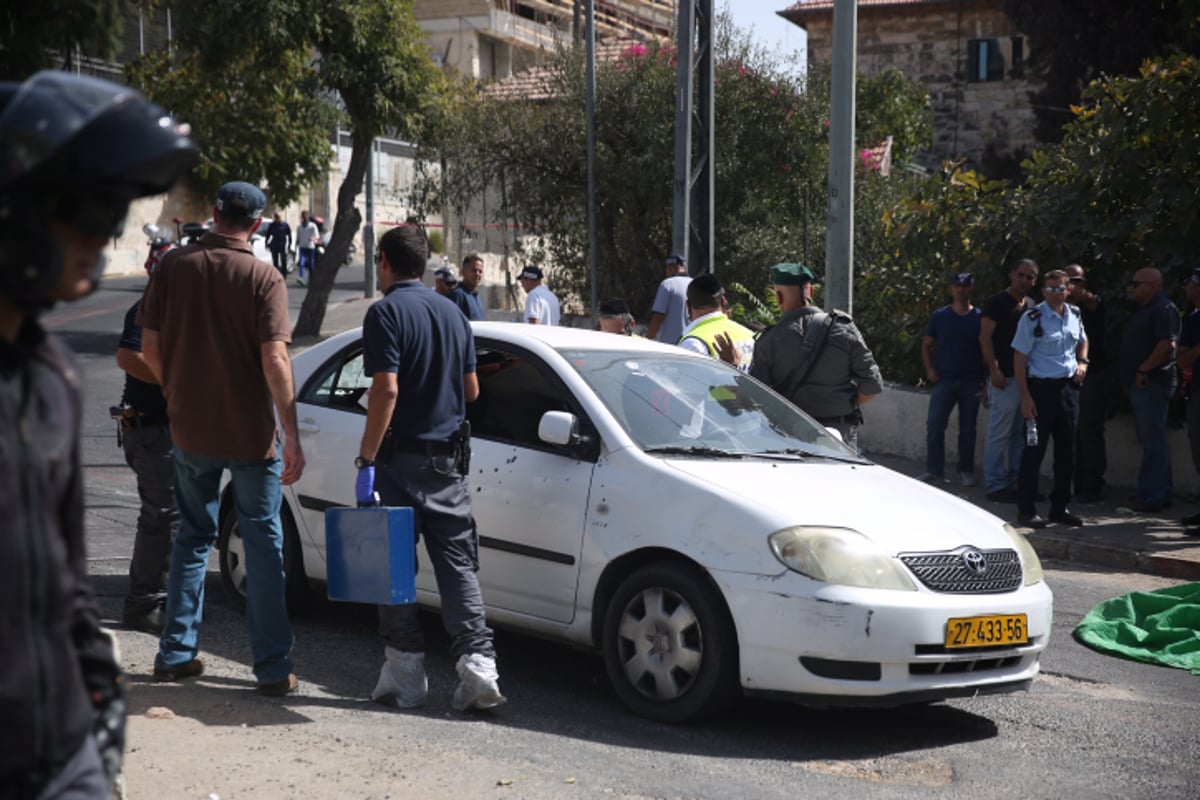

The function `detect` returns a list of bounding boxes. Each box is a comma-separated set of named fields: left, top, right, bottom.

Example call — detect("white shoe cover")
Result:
left=371, top=647, right=427, bottom=708
left=452, top=653, right=506, bottom=711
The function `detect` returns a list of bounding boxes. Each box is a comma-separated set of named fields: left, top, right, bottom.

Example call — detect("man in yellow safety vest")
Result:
left=678, top=273, right=755, bottom=371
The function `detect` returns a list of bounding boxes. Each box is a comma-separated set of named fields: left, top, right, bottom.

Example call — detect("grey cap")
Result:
left=215, top=181, right=266, bottom=221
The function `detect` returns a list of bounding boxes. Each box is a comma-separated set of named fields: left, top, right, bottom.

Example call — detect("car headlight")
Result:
left=768, top=526, right=916, bottom=591
left=1003, top=523, right=1045, bottom=585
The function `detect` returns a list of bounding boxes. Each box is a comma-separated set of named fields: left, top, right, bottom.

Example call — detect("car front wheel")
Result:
left=218, top=504, right=310, bottom=614
left=602, top=561, right=739, bottom=723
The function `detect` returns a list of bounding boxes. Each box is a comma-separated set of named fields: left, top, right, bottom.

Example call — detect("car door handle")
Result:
left=298, top=419, right=320, bottom=433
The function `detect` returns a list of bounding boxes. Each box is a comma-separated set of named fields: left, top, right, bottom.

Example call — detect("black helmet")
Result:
left=0, top=71, right=197, bottom=309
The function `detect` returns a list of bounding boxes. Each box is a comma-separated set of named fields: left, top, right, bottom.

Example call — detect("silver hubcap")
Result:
left=616, top=586, right=703, bottom=700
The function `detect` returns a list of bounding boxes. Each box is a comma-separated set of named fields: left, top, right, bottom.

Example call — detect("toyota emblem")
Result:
left=962, top=548, right=988, bottom=575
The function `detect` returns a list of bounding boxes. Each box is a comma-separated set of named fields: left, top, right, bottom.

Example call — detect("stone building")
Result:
left=780, top=0, right=1040, bottom=171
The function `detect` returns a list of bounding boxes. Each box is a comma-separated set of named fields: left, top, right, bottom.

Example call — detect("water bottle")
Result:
left=1025, top=418, right=1038, bottom=447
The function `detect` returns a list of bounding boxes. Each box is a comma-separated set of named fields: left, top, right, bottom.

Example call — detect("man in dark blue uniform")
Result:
left=1012, top=270, right=1089, bottom=528
left=115, top=257, right=179, bottom=635
left=355, top=224, right=503, bottom=712
left=451, top=253, right=486, bottom=320
left=263, top=211, right=292, bottom=278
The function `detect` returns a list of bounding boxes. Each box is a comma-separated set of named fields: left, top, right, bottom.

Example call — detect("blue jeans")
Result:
left=925, top=377, right=982, bottom=477
left=297, top=247, right=315, bottom=280
left=157, top=449, right=294, bottom=683
left=983, top=380, right=1025, bottom=493
left=1128, top=381, right=1174, bottom=507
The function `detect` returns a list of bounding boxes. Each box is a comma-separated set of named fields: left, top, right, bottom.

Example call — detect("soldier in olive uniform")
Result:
left=750, top=262, right=883, bottom=450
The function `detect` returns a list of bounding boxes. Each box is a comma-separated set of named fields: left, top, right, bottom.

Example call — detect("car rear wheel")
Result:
left=602, top=561, right=739, bottom=723
left=218, top=504, right=311, bottom=614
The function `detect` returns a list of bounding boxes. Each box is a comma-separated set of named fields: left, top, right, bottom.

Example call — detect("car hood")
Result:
left=661, top=456, right=1011, bottom=553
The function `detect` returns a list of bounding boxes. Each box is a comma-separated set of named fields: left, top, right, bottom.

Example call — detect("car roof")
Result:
left=471, top=321, right=693, bottom=355
left=293, top=321, right=704, bottom=370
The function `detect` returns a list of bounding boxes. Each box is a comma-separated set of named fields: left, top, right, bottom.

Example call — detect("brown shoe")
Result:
left=256, top=673, right=298, bottom=697
left=153, top=658, right=204, bottom=682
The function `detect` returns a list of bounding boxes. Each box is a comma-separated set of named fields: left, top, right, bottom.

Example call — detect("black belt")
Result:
left=1029, top=376, right=1071, bottom=384
left=816, top=413, right=858, bottom=425
left=121, top=415, right=168, bottom=428
left=392, top=439, right=458, bottom=457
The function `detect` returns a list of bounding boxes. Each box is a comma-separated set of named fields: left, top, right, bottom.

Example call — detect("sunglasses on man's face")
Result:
left=1043, top=285, right=1067, bottom=294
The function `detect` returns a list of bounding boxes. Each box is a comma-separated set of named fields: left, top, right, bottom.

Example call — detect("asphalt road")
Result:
left=44, top=271, right=1200, bottom=799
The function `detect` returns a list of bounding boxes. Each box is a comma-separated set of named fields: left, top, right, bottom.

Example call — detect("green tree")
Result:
left=1004, top=0, right=1199, bottom=143
left=130, top=0, right=442, bottom=337
left=1017, top=54, right=1200, bottom=294
left=0, top=0, right=123, bottom=79
left=419, top=19, right=928, bottom=324
left=125, top=48, right=339, bottom=208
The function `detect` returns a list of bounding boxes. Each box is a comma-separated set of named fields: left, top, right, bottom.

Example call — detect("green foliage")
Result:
left=427, top=229, right=444, bottom=254
left=1004, top=0, right=1199, bottom=144
left=1016, top=55, right=1200, bottom=292
left=855, top=68, right=934, bottom=165
left=139, top=0, right=443, bottom=336
left=126, top=48, right=340, bottom=207
left=419, top=15, right=930, bottom=324
left=867, top=53, right=1200, bottom=383
left=0, top=0, right=123, bottom=79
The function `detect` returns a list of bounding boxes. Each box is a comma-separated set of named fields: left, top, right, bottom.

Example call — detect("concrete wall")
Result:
left=860, top=382, right=1199, bottom=495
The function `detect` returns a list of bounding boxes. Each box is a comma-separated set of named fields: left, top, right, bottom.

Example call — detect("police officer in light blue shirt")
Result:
left=1011, top=269, right=1089, bottom=529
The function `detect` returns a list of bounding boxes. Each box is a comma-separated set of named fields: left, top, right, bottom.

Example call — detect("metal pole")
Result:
left=364, top=137, right=376, bottom=298
left=586, top=0, right=598, bottom=314
left=672, top=0, right=694, bottom=267
left=825, top=0, right=856, bottom=314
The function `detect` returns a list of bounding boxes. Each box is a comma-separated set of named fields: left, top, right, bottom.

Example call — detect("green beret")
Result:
left=770, top=262, right=815, bottom=285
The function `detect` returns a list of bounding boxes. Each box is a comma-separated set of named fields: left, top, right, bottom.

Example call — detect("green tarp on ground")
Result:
left=1073, top=582, right=1200, bottom=675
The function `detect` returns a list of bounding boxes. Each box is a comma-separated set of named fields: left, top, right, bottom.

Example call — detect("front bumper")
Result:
left=711, top=568, right=1054, bottom=703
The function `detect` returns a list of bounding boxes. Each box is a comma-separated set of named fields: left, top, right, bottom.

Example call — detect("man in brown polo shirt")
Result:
left=139, top=181, right=305, bottom=697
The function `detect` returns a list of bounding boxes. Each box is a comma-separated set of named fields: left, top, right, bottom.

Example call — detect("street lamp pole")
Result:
left=825, top=0, right=857, bottom=314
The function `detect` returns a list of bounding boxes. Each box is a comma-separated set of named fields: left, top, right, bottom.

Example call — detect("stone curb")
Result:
left=1026, top=531, right=1200, bottom=582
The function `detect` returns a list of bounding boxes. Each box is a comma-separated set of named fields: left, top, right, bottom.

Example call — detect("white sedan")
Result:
left=217, top=322, right=1053, bottom=722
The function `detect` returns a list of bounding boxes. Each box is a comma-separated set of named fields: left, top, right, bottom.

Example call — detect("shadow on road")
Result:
left=92, top=572, right=999, bottom=761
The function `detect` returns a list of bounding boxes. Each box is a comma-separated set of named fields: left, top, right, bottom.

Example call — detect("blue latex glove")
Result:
left=355, top=465, right=377, bottom=507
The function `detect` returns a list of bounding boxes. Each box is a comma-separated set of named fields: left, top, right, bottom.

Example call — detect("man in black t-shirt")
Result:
left=1177, top=269, right=1200, bottom=530
left=1066, top=263, right=1107, bottom=502
left=979, top=259, right=1039, bottom=502
left=116, top=285, right=179, bottom=635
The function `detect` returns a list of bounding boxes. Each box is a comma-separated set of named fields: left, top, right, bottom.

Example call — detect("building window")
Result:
left=967, top=39, right=1005, bottom=82
left=1010, top=36, right=1025, bottom=77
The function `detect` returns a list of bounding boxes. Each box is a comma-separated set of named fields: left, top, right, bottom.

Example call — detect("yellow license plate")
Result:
left=944, top=614, right=1028, bottom=648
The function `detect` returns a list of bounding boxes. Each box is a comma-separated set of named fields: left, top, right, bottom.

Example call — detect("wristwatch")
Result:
left=354, top=456, right=375, bottom=469
left=1078, top=358, right=1090, bottom=364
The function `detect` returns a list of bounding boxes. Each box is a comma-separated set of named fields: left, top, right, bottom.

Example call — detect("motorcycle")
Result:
left=172, top=215, right=209, bottom=245
left=141, top=223, right=175, bottom=273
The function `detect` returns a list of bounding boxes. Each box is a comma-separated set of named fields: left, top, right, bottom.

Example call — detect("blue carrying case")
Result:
left=324, top=506, right=416, bottom=605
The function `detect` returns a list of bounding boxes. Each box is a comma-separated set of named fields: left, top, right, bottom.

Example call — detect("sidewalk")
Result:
left=871, top=453, right=1200, bottom=582
left=304, top=294, right=1200, bottom=583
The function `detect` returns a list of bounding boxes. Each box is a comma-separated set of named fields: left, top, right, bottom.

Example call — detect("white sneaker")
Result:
left=451, top=653, right=506, bottom=711
left=371, top=647, right=427, bottom=708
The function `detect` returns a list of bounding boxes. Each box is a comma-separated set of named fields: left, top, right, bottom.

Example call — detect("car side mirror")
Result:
left=142, top=223, right=159, bottom=238
left=539, top=410, right=588, bottom=447
left=825, top=426, right=844, bottom=443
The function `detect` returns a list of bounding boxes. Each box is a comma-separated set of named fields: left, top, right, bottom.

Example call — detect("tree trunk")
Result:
left=293, top=128, right=371, bottom=338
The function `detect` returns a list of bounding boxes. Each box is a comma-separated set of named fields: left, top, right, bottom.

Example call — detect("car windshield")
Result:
left=561, top=349, right=863, bottom=460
